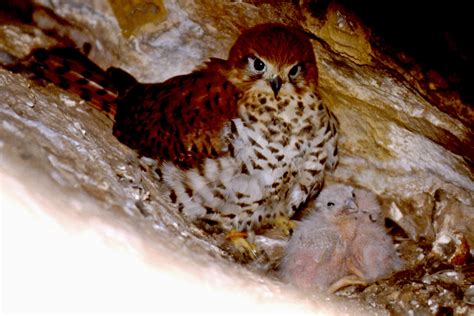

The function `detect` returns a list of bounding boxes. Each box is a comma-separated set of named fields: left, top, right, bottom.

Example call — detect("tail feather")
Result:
left=14, top=47, right=121, bottom=117
left=105, top=66, right=138, bottom=97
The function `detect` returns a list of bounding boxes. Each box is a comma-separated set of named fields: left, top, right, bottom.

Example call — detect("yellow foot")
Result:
left=328, top=275, right=367, bottom=293
left=274, top=216, right=297, bottom=236
left=226, top=230, right=257, bottom=259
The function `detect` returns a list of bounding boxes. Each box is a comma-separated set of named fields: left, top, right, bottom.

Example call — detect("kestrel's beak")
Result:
left=270, top=76, right=282, bottom=97
left=342, top=198, right=358, bottom=214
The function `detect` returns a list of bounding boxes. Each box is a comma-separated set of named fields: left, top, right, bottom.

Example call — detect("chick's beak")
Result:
left=270, top=76, right=282, bottom=97
left=343, top=198, right=358, bottom=214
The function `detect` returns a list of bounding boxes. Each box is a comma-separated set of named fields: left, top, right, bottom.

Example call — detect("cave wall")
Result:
left=1, top=0, right=473, bottom=314
left=22, top=0, right=473, bottom=244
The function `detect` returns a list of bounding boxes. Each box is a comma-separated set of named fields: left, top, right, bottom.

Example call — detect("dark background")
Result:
left=341, top=0, right=474, bottom=105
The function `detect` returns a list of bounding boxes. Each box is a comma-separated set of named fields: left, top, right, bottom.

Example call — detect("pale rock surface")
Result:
left=1, top=0, right=473, bottom=314
left=0, top=67, right=376, bottom=316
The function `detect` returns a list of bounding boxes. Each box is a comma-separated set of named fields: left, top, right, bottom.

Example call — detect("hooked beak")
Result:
left=341, top=198, right=358, bottom=215
left=270, top=76, right=282, bottom=97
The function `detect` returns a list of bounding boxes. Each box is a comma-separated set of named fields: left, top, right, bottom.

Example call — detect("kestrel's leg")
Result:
left=328, top=275, right=366, bottom=293
left=328, top=257, right=367, bottom=293
left=225, top=229, right=257, bottom=259
left=265, top=200, right=297, bottom=236
left=273, top=215, right=297, bottom=236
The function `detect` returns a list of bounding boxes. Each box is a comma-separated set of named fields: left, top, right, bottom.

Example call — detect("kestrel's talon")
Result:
left=274, top=216, right=297, bottom=236
left=346, top=257, right=366, bottom=280
left=328, top=275, right=367, bottom=293
left=226, top=230, right=257, bottom=259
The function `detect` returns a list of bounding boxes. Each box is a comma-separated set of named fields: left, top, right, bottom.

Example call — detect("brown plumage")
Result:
left=24, top=47, right=118, bottom=117
left=15, top=23, right=339, bottom=258
left=113, top=59, right=239, bottom=169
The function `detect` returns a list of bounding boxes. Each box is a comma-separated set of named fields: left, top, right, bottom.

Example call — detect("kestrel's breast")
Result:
left=162, top=89, right=338, bottom=232
left=211, top=91, right=335, bottom=227
left=227, top=90, right=330, bottom=191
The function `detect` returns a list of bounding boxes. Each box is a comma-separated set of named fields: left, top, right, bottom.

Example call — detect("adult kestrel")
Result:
left=17, top=23, right=339, bottom=258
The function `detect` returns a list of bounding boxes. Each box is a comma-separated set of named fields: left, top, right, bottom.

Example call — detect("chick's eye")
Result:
left=288, top=64, right=301, bottom=79
left=327, top=202, right=335, bottom=208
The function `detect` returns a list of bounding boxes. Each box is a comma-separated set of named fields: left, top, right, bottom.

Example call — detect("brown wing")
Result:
left=13, top=47, right=119, bottom=117
left=113, top=59, right=240, bottom=169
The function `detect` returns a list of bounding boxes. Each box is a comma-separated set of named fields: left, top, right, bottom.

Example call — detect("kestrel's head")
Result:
left=227, top=23, right=318, bottom=97
left=315, top=184, right=359, bottom=218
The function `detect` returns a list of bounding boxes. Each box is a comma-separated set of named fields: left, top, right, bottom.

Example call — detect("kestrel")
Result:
left=280, top=184, right=402, bottom=292
left=17, top=23, right=339, bottom=258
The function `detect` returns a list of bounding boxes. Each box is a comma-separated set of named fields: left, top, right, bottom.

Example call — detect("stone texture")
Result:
left=0, top=23, right=57, bottom=62
left=1, top=0, right=473, bottom=314
left=0, top=66, right=375, bottom=316
left=109, top=0, right=167, bottom=38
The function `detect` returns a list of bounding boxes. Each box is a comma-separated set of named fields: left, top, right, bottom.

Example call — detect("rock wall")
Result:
left=1, top=0, right=473, bottom=314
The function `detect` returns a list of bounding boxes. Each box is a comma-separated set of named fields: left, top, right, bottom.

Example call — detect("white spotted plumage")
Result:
left=162, top=88, right=338, bottom=232
left=155, top=23, right=341, bottom=250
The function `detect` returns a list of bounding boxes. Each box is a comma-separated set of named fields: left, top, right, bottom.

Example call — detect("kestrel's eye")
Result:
left=327, top=202, right=335, bottom=208
left=288, top=64, right=301, bottom=79
left=248, top=57, right=266, bottom=73
left=352, top=192, right=356, bottom=198
left=254, top=58, right=265, bottom=71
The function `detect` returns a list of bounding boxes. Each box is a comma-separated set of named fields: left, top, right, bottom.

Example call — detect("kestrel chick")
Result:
left=16, top=23, right=339, bottom=258
left=349, top=188, right=403, bottom=285
left=280, top=184, right=402, bottom=292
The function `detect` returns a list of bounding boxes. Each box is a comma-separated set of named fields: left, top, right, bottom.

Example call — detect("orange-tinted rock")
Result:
left=109, top=0, right=167, bottom=38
